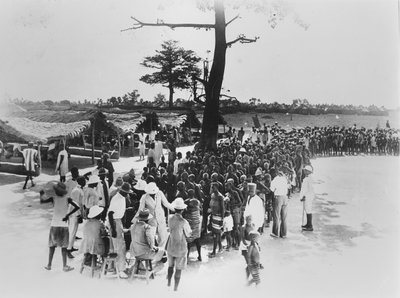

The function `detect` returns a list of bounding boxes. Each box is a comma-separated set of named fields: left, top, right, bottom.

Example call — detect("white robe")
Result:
left=154, top=141, right=164, bottom=166
left=244, top=194, right=264, bottom=230
left=56, top=149, right=69, bottom=176
left=300, top=175, right=314, bottom=213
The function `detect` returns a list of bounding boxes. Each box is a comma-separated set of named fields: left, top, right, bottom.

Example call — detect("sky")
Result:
left=0, top=0, right=399, bottom=108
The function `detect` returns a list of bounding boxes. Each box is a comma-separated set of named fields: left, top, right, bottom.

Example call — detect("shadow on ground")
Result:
left=305, top=194, right=380, bottom=253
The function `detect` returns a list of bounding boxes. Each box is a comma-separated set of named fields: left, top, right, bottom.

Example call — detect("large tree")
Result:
left=124, top=0, right=306, bottom=150
left=140, top=40, right=201, bottom=108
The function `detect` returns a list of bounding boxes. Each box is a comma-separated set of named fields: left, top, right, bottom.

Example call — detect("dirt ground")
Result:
left=0, top=155, right=399, bottom=298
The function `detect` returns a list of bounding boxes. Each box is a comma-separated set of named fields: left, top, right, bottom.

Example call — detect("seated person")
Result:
left=130, top=209, right=160, bottom=261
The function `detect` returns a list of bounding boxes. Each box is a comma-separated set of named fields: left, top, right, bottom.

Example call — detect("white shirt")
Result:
left=173, top=158, right=182, bottom=175
left=270, top=175, right=289, bottom=196
left=244, top=194, right=264, bottom=229
left=300, top=175, right=314, bottom=200
left=108, top=192, right=126, bottom=219
left=138, top=133, right=147, bottom=147
left=84, top=187, right=99, bottom=209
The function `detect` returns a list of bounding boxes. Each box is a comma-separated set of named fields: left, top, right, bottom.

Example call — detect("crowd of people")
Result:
left=39, top=121, right=398, bottom=290
left=227, top=123, right=399, bottom=158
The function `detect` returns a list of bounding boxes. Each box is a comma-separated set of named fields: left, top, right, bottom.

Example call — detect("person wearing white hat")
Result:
left=243, top=183, right=265, bottom=233
left=166, top=197, right=191, bottom=292
left=254, top=167, right=263, bottom=177
left=300, top=165, right=315, bottom=231
left=136, top=182, right=174, bottom=263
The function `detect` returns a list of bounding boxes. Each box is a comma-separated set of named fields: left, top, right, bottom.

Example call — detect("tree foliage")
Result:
left=140, top=40, right=202, bottom=108
left=153, top=93, right=167, bottom=107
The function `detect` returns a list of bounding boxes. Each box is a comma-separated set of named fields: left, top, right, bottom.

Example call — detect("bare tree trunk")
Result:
left=198, top=0, right=226, bottom=151
left=91, top=120, right=95, bottom=165
left=168, top=84, right=174, bottom=108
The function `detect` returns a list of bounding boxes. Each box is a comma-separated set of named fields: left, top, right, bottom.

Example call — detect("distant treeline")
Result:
left=219, top=98, right=389, bottom=116
left=10, top=96, right=389, bottom=116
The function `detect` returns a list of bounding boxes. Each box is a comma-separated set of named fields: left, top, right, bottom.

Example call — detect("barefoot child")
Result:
left=43, top=182, right=79, bottom=272
left=240, top=215, right=255, bottom=278
left=247, top=230, right=261, bottom=286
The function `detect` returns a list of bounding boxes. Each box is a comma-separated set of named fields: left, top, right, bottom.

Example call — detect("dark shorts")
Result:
left=48, top=226, right=69, bottom=248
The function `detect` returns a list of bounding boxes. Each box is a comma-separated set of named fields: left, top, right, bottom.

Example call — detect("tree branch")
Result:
left=192, top=76, right=207, bottom=87
left=121, top=17, right=215, bottom=32
left=226, top=35, right=260, bottom=48
left=220, top=94, right=237, bottom=101
left=193, top=94, right=206, bottom=106
left=225, top=15, right=240, bottom=27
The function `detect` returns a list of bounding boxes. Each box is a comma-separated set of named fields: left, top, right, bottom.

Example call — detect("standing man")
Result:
left=82, top=175, right=100, bottom=219
left=238, top=127, right=245, bottom=144
left=270, top=170, right=290, bottom=238
left=225, top=180, right=242, bottom=249
left=43, top=182, right=79, bottom=272
left=108, top=182, right=131, bottom=279
left=64, top=166, right=79, bottom=258
left=166, top=197, right=192, bottom=292
left=66, top=176, right=86, bottom=258
left=55, top=143, right=69, bottom=182
left=243, top=183, right=264, bottom=234
left=22, top=141, right=38, bottom=189
left=101, top=153, right=114, bottom=187
left=154, top=136, right=164, bottom=167
left=173, top=152, right=183, bottom=175
left=138, top=129, right=147, bottom=161
left=300, top=165, right=315, bottom=231
left=96, top=167, right=110, bottom=220
left=136, top=182, right=175, bottom=262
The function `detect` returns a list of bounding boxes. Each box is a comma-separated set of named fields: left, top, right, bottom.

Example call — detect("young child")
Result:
left=240, top=215, right=255, bottom=278
left=247, top=230, right=261, bottom=286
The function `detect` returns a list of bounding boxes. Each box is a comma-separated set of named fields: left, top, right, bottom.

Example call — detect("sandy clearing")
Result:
left=0, top=155, right=399, bottom=298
